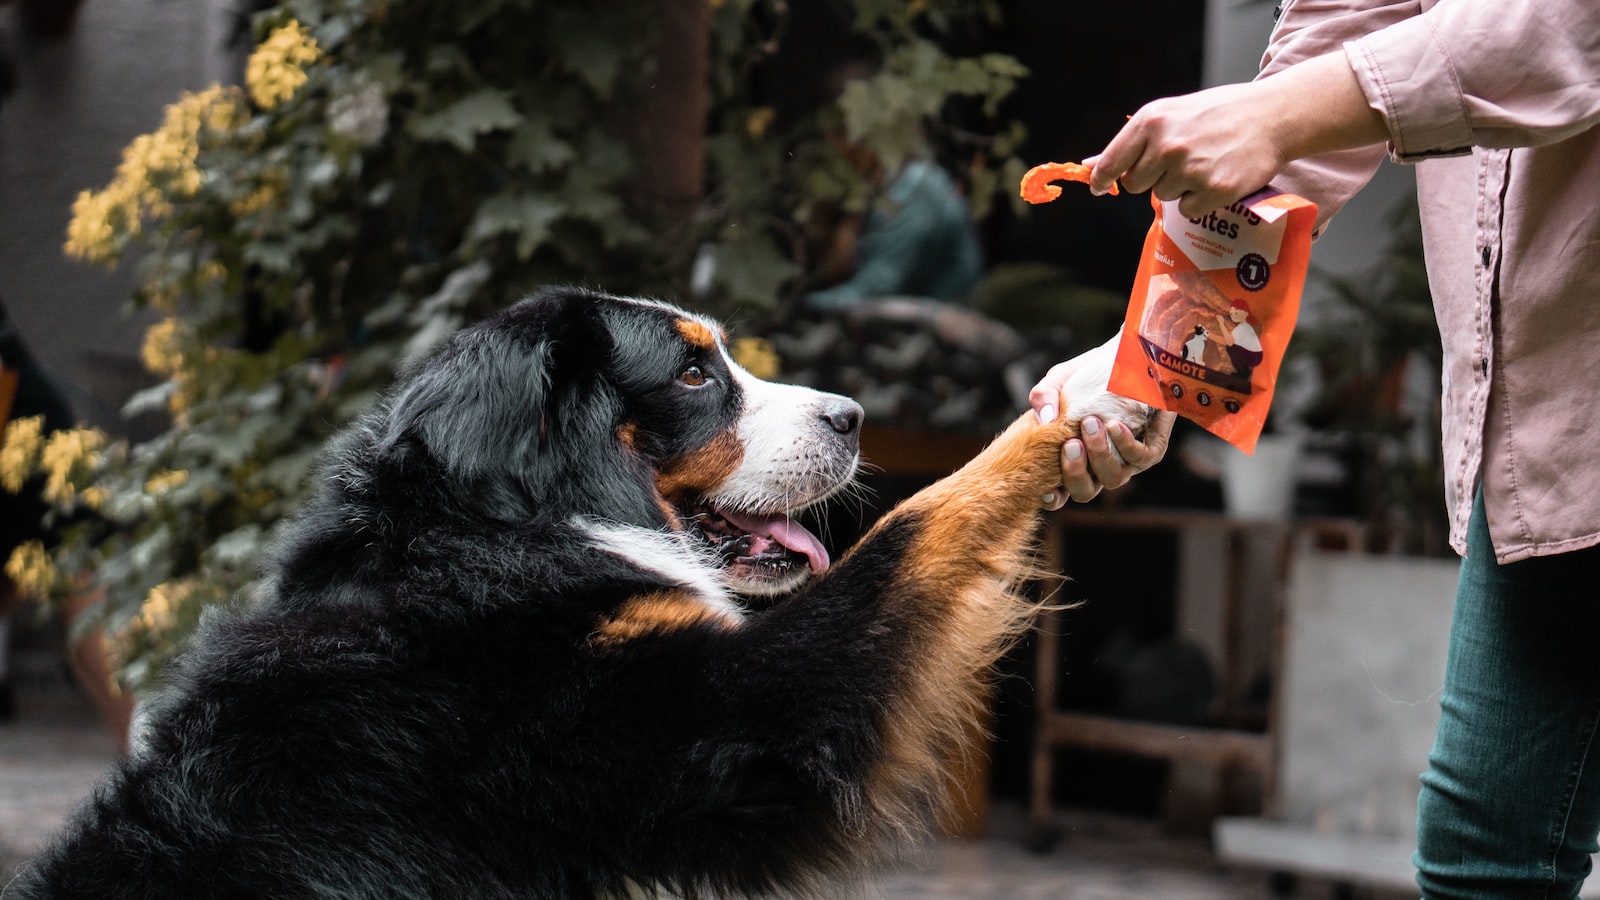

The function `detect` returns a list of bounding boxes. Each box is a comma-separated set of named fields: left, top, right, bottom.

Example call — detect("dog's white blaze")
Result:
left=714, top=355, right=858, bottom=514
left=576, top=517, right=743, bottom=620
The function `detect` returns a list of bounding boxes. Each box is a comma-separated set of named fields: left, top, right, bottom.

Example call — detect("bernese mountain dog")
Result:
left=9, top=287, right=1153, bottom=899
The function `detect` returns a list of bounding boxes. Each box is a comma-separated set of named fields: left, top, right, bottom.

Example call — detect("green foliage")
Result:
left=16, top=0, right=1030, bottom=691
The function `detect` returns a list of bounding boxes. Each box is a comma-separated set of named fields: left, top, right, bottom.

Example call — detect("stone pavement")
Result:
left=0, top=687, right=121, bottom=884
left=0, top=685, right=1392, bottom=899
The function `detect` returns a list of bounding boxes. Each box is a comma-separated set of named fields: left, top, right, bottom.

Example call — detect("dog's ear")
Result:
left=380, top=326, right=553, bottom=483
left=376, top=292, right=665, bottom=525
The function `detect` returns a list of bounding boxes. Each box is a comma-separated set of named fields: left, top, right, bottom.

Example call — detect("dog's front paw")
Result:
left=964, top=335, right=1160, bottom=503
left=1056, top=335, right=1156, bottom=442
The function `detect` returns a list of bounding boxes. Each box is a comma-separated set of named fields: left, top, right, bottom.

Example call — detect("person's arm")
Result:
left=1089, top=0, right=1600, bottom=221
left=1345, top=0, right=1600, bottom=158
left=1256, top=0, right=1417, bottom=232
left=1085, top=51, right=1387, bottom=218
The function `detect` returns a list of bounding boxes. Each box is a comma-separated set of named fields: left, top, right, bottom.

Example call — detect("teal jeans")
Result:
left=1414, top=492, right=1600, bottom=898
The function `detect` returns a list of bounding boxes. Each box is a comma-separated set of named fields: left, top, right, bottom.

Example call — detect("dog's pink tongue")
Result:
left=721, top=509, right=831, bottom=574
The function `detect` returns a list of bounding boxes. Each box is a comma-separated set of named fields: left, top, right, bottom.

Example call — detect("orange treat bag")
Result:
left=1106, top=189, right=1317, bottom=454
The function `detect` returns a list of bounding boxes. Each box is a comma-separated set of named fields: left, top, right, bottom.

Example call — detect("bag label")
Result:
left=1108, top=189, right=1317, bottom=454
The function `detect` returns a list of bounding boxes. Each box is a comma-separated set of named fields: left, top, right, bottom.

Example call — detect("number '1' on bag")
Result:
left=1107, top=188, right=1317, bottom=454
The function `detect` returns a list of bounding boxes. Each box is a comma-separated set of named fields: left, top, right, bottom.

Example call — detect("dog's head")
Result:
left=375, top=287, right=862, bottom=597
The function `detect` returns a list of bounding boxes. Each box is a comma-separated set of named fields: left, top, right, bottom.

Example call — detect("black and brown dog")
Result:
left=8, top=288, right=1152, bottom=899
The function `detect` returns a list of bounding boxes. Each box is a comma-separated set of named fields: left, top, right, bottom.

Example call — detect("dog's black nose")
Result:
left=823, top=399, right=864, bottom=436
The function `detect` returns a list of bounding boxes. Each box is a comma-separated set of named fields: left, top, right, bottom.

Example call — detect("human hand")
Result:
left=1028, top=356, right=1177, bottom=511
left=1084, top=52, right=1386, bottom=218
left=1085, top=80, right=1290, bottom=219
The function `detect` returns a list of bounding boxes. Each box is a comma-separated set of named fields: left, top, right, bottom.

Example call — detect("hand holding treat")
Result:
left=1082, top=52, right=1385, bottom=217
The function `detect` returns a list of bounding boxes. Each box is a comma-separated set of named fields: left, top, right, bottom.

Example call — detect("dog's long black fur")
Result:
left=8, top=287, right=1091, bottom=899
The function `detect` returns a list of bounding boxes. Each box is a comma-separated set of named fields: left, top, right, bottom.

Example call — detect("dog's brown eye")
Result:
left=680, top=365, right=707, bottom=387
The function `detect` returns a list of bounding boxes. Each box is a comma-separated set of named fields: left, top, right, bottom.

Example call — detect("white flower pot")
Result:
left=1222, top=432, right=1303, bottom=519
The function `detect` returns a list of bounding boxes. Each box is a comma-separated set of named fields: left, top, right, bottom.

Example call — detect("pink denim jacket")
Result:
left=1261, top=0, right=1600, bottom=562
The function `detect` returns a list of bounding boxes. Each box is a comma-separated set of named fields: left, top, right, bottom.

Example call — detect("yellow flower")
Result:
left=196, top=259, right=228, bottom=285
left=201, top=85, right=248, bottom=132
left=132, top=86, right=247, bottom=204
left=141, top=318, right=186, bottom=377
left=132, top=582, right=174, bottom=635
left=4, top=541, right=60, bottom=600
left=0, top=415, right=46, bottom=494
left=63, top=85, right=246, bottom=264
left=230, top=183, right=280, bottom=218
left=730, top=336, right=781, bottom=380
left=80, top=485, right=109, bottom=510
left=38, top=427, right=106, bottom=507
left=63, top=188, right=131, bottom=264
left=144, top=469, right=190, bottom=496
left=745, top=107, right=776, bottom=138
left=126, top=578, right=205, bottom=638
left=245, top=20, right=321, bottom=110
left=167, top=369, right=199, bottom=421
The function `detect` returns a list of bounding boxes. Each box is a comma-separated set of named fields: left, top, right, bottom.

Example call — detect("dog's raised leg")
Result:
left=815, top=409, right=1081, bottom=827
left=660, top=409, right=1090, bottom=887
left=584, top=403, right=1139, bottom=898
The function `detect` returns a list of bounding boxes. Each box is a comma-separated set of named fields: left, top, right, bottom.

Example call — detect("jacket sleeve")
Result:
left=1256, top=0, right=1419, bottom=233
left=1348, top=0, right=1600, bottom=160
left=1262, top=0, right=1600, bottom=232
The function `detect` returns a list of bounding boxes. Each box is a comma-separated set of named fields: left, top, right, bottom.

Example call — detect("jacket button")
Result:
left=1481, top=246, right=1492, bottom=267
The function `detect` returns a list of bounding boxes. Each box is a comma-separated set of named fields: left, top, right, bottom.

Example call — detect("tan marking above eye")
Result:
left=675, top=318, right=720, bottom=350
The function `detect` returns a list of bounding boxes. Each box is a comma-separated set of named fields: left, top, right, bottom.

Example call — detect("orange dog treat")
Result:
left=1019, top=161, right=1118, bottom=204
